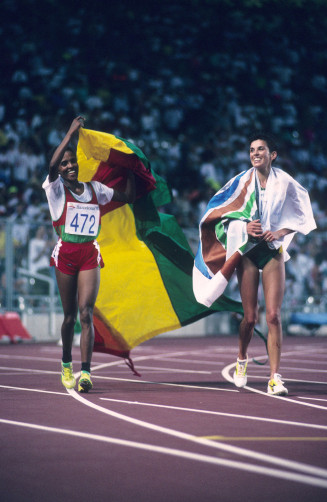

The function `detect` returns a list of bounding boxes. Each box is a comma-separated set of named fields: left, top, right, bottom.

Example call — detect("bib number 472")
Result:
left=65, top=203, right=100, bottom=237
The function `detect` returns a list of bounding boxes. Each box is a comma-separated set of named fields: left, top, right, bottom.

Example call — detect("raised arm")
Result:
left=48, top=116, right=85, bottom=181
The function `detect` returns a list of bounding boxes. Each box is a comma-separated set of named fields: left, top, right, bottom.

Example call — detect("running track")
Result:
left=1, top=335, right=326, bottom=501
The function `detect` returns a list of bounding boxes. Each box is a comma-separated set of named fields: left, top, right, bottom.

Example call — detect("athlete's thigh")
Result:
left=55, top=268, right=78, bottom=315
left=262, top=253, right=285, bottom=311
left=77, top=267, right=101, bottom=309
left=237, top=255, right=260, bottom=313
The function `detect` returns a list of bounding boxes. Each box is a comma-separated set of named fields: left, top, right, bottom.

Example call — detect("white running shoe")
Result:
left=267, top=373, right=288, bottom=396
left=233, top=357, right=248, bottom=388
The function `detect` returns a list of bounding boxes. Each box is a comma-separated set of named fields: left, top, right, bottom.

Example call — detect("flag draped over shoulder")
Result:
left=77, top=128, right=243, bottom=363
left=193, top=166, right=317, bottom=308
left=193, top=169, right=257, bottom=308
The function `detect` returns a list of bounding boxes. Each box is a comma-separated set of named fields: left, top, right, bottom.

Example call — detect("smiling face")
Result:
left=249, top=139, right=277, bottom=171
left=58, top=149, right=79, bottom=182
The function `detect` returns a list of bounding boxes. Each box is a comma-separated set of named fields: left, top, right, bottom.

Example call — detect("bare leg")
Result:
left=262, top=253, right=285, bottom=379
left=55, top=268, right=78, bottom=362
left=77, top=267, right=100, bottom=364
left=236, top=256, right=260, bottom=359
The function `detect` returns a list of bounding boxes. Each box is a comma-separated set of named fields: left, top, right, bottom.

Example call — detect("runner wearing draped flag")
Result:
left=193, top=133, right=316, bottom=395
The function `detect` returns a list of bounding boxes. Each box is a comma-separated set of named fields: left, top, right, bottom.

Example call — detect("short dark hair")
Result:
left=47, top=144, right=76, bottom=164
left=248, top=132, right=278, bottom=154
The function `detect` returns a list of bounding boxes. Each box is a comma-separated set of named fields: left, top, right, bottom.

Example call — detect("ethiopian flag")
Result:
left=77, top=128, right=243, bottom=366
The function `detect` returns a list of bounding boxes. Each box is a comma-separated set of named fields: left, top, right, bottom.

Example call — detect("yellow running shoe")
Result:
left=78, top=371, right=93, bottom=393
left=61, top=362, right=76, bottom=389
left=267, top=373, right=288, bottom=396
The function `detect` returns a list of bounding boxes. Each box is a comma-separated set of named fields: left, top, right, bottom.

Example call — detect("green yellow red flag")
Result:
left=76, top=128, right=243, bottom=369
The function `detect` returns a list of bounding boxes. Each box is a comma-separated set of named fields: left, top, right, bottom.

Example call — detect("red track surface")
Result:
left=1, top=335, right=327, bottom=501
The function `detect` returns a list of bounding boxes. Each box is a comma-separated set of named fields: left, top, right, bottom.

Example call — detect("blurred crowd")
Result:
left=0, top=0, right=327, bottom=307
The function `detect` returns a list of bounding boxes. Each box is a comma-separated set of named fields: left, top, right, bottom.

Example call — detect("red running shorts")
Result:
left=50, top=239, right=104, bottom=275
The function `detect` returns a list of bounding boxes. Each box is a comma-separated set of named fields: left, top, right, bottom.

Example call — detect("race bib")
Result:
left=65, top=202, right=100, bottom=237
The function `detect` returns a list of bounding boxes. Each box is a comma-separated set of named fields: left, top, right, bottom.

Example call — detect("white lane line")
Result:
left=0, top=372, right=44, bottom=377
left=280, top=367, right=327, bottom=374
left=0, top=364, right=236, bottom=394
left=89, top=353, right=239, bottom=392
left=89, top=351, right=211, bottom=372
left=206, top=347, right=240, bottom=353
left=0, top=354, right=59, bottom=363
left=131, top=365, right=212, bottom=374
left=222, top=362, right=327, bottom=410
left=151, top=357, right=224, bottom=366
left=0, top=385, right=69, bottom=396
left=1, top=418, right=327, bottom=488
left=90, top=375, right=238, bottom=393
left=298, top=397, right=327, bottom=403
left=274, top=348, right=327, bottom=358
left=66, top=388, right=327, bottom=481
left=0, top=366, right=58, bottom=375
left=286, top=346, right=327, bottom=352
left=281, top=358, right=327, bottom=363
left=3, top=346, right=326, bottom=483
left=239, top=375, right=327, bottom=385
left=98, top=398, right=327, bottom=431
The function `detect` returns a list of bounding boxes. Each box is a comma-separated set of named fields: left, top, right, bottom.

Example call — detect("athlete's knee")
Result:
left=241, top=313, right=257, bottom=331
left=62, top=313, right=76, bottom=330
left=79, top=305, right=94, bottom=326
left=266, top=309, right=281, bottom=327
